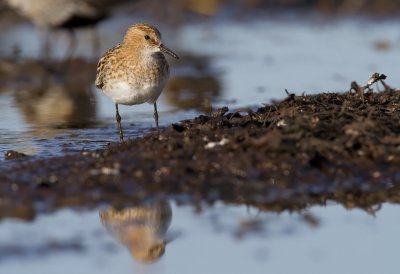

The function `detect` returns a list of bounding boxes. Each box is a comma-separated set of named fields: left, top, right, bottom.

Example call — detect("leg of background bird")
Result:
left=115, top=104, right=124, bottom=142
left=62, top=29, right=78, bottom=72
left=66, top=29, right=77, bottom=61
left=40, top=28, right=51, bottom=62
left=90, top=26, right=100, bottom=60
left=154, top=102, right=159, bottom=133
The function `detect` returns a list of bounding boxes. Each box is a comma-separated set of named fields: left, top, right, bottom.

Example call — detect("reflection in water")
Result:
left=0, top=203, right=398, bottom=274
left=165, top=74, right=221, bottom=113
left=165, top=53, right=221, bottom=113
left=14, top=82, right=95, bottom=129
left=100, top=200, right=172, bottom=264
left=3, top=58, right=97, bottom=129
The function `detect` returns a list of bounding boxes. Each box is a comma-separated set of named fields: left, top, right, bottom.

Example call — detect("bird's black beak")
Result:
left=160, top=44, right=179, bottom=59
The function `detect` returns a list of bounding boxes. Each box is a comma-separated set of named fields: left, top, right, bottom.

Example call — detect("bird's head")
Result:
left=123, top=23, right=179, bottom=60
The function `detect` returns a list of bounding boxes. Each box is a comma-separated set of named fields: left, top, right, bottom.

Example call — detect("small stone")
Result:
left=4, top=150, right=27, bottom=160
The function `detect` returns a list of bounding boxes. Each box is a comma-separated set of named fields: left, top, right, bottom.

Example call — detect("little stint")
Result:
left=95, top=23, right=179, bottom=141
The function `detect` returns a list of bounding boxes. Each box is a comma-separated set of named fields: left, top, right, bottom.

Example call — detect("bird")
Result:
left=95, top=23, right=179, bottom=141
left=5, top=0, right=104, bottom=29
left=4, top=0, right=129, bottom=59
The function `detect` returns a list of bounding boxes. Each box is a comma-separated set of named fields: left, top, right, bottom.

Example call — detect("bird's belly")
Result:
left=103, top=81, right=164, bottom=106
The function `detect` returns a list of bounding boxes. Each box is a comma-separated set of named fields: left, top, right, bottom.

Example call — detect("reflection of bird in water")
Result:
left=4, top=0, right=129, bottom=59
left=163, top=53, right=221, bottom=113
left=100, top=200, right=172, bottom=264
left=14, top=82, right=96, bottom=128
left=165, top=74, right=221, bottom=113
left=11, top=58, right=97, bottom=128
left=165, top=53, right=222, bottom=113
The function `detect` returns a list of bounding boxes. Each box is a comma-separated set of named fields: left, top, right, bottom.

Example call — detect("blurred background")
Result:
left=1, top=1, right=400, bottom=274
left=0, top=0, right=400, bottom=157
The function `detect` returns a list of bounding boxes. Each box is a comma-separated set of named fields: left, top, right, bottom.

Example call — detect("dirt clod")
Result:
left=4, top=150, right=27, bottom=161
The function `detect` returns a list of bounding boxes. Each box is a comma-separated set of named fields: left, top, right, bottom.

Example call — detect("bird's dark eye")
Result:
left=144, top=35, right=150, bottom=40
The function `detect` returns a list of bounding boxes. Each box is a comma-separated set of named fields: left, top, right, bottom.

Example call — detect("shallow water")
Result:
left=0, top=202, right=398, bottom=274
left=0, top=90, right=194, bottom=160
left=1, top=16, right=400, bottom=273
left=1, top=17, right=400, bottom=159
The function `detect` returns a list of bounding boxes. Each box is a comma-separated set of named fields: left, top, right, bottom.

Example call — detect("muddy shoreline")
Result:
left=2, top=84, right=400, bottom=219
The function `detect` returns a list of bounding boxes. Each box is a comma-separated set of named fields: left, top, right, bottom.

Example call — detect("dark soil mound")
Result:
left=2, top=82, right=400, bottom=219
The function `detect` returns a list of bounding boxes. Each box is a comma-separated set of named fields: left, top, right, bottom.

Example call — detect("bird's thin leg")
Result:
left=154, top=102, right=159, bottom=133
left=115, top=104, right=124, bottom=142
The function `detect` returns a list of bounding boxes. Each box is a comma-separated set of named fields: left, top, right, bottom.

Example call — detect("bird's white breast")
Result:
left=103, top=79, right=166, bottom=106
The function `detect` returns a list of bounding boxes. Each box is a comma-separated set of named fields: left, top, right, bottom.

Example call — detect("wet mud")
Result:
left=1, top=78, right=400, bottom=219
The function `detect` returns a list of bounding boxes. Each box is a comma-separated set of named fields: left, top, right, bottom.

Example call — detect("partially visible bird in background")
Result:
left=4, top=0, right=130, bottom=59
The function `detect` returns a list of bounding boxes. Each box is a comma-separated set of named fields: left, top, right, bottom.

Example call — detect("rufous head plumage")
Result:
left=123, top=23, right=179, bottom=59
